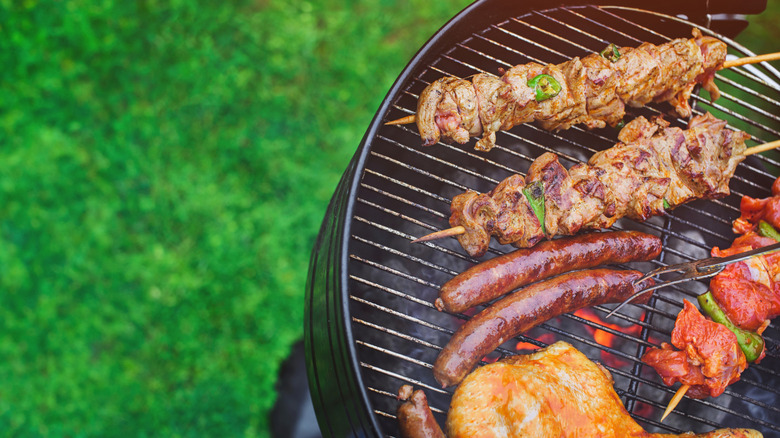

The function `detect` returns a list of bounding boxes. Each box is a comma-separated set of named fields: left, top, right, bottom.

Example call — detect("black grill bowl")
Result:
left=305, top=1, right=780, bottom=436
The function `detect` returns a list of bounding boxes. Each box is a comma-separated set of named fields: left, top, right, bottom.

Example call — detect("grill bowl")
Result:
left=306, top=1, right=780, bottom=436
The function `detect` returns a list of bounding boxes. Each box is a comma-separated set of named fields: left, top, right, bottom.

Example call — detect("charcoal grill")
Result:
left=305, top=0, right=780, bottom=436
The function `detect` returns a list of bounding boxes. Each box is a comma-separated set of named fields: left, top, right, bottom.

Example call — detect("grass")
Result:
left=0, top=1, right=775, bottom=436
left=0, top=0, right=470, bottom=436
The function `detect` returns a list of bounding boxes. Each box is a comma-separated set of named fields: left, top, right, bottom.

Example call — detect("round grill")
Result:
left=306, top=2, right=780, bottom=437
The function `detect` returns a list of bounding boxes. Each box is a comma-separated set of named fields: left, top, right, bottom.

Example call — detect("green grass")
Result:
left=0, top=0, right=470, bottom=436
left=0, top=1, right=776, bottom=436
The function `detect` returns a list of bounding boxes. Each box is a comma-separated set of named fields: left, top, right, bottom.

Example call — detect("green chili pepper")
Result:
left=615, top=119, right=625, bottom=130
left=663, top=198, right=671, bottom=211
left=527, top=74, right=561, bottom=102
left=600, top=43, right=621, bottom=62
left=523, top=180, right=546, bottom=235
left=697, top=291, right=764, bottom=362
left=758, top=220, right=780, bottom=242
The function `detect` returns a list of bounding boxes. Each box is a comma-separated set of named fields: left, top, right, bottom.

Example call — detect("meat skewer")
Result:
left=387, top=27, right=780, bottom=152
left=640, top=184, right=780, bottom=419
left=387, top=51, right=780, bottom=126
left=412, top=113, right=778, bottom=258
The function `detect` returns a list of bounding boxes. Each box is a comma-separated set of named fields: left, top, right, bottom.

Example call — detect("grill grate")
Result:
left=308, top=4, right=780, bottom=437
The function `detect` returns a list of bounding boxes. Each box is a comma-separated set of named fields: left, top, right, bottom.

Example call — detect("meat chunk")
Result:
left=446, top=341, right=760, bottom=437
left=642, top=300, right=748, bottom=399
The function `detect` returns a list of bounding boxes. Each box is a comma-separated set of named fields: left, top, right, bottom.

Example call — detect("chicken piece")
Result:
left=648, top=37, right=704, bottom=118
left=447, top=341, right=761, bottom=438
left=449, top=190, right=499, bottom=258
left=733, top=181, right=780, bottom=234
left=710, top=232, right=780, bottom=332
left=642, top=300, right=748, bottom=399
left=614, top=43, right=661, bottom=108
left=580, top=52, right=625, bottom=129
left=534, top=59, right=588, bottom=132
left=693, top=27, right=728, bottom=102
left=472, top=73, right=516, bottom=152
left=417, top=77, right=481, bottom=146
left=525, top=153, right=617, bottom=237
left=489, top=174, right=545, bottom=248
left=676, top=113, right=748, bottom=199
left=501, top=62, right=543, bottom=128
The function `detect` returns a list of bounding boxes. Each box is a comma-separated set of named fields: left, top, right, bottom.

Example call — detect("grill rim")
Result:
left=305, top=2, right=777, bottom=437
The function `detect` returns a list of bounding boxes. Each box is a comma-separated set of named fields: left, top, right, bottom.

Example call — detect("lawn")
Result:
left=0, top=1, right=775, bottom=437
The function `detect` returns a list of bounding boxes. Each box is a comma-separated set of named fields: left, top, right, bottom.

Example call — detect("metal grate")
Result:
left=313, top=4, right=780, bottom=437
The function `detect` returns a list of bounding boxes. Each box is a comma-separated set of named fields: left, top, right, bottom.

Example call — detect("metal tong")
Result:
left=606, top=241, right=780, bottom=318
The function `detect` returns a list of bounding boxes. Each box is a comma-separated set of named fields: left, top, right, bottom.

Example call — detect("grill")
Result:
left=305, top=1, right=780, bottom=437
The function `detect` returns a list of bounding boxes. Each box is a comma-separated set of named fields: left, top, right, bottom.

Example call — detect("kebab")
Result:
left=412, top=112, right=780, bottom=258
left=388, top=28, right=780, bottom=152
left=641, top=182, right=780, bottom=420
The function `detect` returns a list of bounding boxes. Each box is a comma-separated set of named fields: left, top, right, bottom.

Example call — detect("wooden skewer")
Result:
left=661, top=384, right=690, bottom=422
left=385, top=52, right=780, bottom=126
left=410, top=226, right=466, bottom=243
left=385, top=114, right=416, bottom=125
left=722, top=51, right=780, bottom=69
left=744, top=138, right=780, bottom=156
left=410, top=140, right=780, bottom=243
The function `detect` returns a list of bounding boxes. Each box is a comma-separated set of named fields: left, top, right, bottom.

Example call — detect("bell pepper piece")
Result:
left=600, top=43, right=621, bottom=62
left=526, top=74, right=561, bottom=102
left=522, top=181, right=546, bottom=235
left=697, top=291, right=765, bottom=362
left=758, top=220, right=780, bottom=242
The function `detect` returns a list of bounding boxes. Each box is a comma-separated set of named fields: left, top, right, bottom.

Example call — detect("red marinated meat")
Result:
left=642, top=300, right=747, bottom=399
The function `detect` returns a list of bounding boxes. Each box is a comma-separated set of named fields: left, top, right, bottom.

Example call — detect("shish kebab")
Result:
left=413, top=112, right=779, bottom=258
left=639, top=185, right=780, bottom=420
left=387, top=28, right=780, bottom=152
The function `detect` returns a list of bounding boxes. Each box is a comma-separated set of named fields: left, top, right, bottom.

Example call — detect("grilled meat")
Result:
left=642, top=300, right=748, bottom=399
left=449, top=112, right=749, bottom=257
left=445, top=341, right=762, bottom=438
left=417, top=28, right=727, bottom=150
left=710, top=233, right=780, bottom=332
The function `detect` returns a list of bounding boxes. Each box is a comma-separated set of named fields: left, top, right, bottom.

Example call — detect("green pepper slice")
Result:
left=697, top=291, right=764, bottom=362
left=526, top=74, right=561, bottom=102
left=758, top=220, right=780, bottom=242
left=523, top=180, right=546, bottom=235
left=663, top=198, right=671, bottom=211
left=600, top=43, right=621, bottom=62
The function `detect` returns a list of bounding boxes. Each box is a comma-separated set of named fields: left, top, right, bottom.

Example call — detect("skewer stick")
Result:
left=410, top=140, right=780, bottom=244
left=385, top=52, right=780, bottom=126
left=722, top=52, right=780, bottom=69
left=661, top=384, right=690, bottom=422
left=745, top=139, right=780, bottom=156
left=385, top=114, right=416, bottom=125
left=411, top=226, right=466, bottom=243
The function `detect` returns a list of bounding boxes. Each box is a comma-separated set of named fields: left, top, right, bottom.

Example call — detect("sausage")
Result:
left=397, top=385, right=446, bottom=438
left=436, top=230, right=662, bottom=313
left=432, top=268, right=655, bottom=388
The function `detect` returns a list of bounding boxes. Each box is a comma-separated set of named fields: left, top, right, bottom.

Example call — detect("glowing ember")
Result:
left=515, top=333, right=556, bottom=351
left=574, top=308, right=643, bottom=367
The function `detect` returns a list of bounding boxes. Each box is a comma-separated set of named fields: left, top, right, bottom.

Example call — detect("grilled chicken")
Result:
left=417, top=28, right=726, bottom=150
left=449, top=112, right=749, bottom=257
left=446, top=341, right=762, bottom=438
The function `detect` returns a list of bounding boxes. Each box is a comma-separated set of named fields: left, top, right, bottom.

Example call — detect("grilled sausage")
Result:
left=437, top=230, right=662, bottom=313
left=433, top=268, right=654, bottom=388
left=397, top=385, right=446, bottom=438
